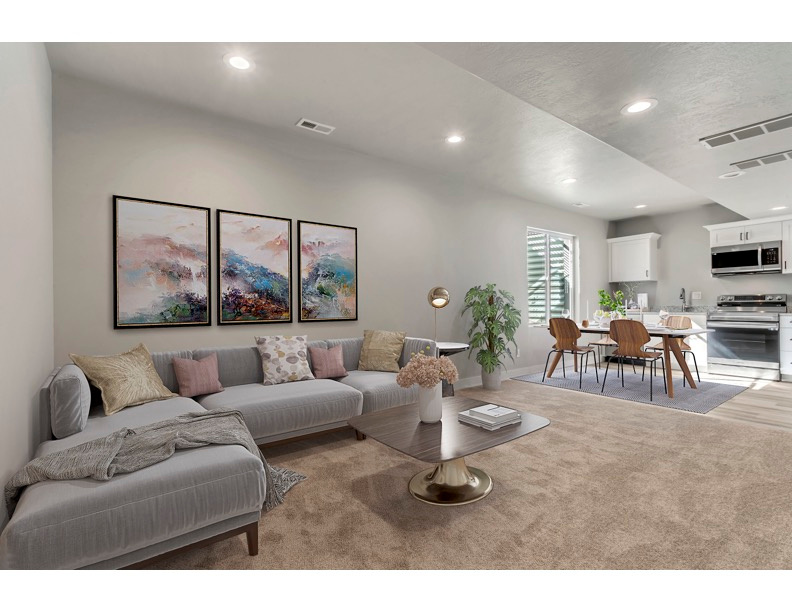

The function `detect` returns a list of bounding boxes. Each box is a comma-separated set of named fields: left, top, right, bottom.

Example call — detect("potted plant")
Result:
left=461, top=284, right=521, bottom=390
left=596, top=289, right=626, bottom=325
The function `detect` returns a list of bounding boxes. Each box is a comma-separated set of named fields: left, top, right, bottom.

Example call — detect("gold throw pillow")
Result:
left=358, top=330, right=406, bottom=373
left=70, top=343, right=176, bottom=415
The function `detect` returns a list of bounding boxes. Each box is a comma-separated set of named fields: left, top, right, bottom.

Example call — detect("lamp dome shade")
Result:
left=428, top=287, right=450, bottom=309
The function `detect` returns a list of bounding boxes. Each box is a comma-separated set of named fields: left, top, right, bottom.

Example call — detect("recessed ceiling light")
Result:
left=620, top=98, right=658, bottom=115
left=572, top=202, right=590, bottom=208
left=559, top=178, right=577, bottom=185
left=223, top=54, right=253, bottom=70
left=718, top=171, right=746, bottom=179
left=446, top=135, right=464, bottom=144
left=771, top=206, right=788, bottom=211
left=634, top=204, right=648, bottom=209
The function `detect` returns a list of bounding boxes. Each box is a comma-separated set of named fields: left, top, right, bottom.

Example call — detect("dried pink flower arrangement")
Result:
left=396, top=346, right=459, bottom=389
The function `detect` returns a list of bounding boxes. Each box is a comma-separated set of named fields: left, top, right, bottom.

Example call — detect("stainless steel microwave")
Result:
left=711, top=241, right=782, bottom=276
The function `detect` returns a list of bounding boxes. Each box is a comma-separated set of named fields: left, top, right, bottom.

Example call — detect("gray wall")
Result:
left=52, top=73, right=610, bottom=379
left=609, top=203, right=792, bottom=309
left=0, top=44, right=54, bottom=527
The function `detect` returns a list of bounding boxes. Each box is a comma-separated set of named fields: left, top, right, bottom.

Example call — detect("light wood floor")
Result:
left=703, top=373, right=792, bottom=432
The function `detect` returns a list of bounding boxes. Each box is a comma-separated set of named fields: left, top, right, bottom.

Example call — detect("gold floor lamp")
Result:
left=428, top=286, right=450, bottom=343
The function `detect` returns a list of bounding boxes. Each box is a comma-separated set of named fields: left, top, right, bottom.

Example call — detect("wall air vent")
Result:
left=730, top=149, right=792, bottom=171
left=295, top=118, right=336, bottom=135
left=700, top=112, right=792, bottom=149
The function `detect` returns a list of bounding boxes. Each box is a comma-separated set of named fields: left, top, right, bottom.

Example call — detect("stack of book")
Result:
left=458, top=404, right=522, bottom=430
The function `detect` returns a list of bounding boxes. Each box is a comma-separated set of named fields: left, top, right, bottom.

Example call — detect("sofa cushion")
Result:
left=172, top=353, right=224, bottom=397
left=70, top=344, right=176, bottom=415
left=308, top=345, right=348, bottom=379
left=325, top=338, right=364, bottom=373
left=358, top=330, right=406, bottom=372
left=49, top=365, right=91, bottom=439
left=150, top=349, right=193, bottom=393
left=337, top=370, right=419, bottom=414
left=196, top=379, right=363, bottom=441
left=255, top=335, right=314, bottom=385
left=193, top=342, right=328, bottom=388
left=400, top=338, right=438, bottom=367
left=0, top=397, right=267, bottom=570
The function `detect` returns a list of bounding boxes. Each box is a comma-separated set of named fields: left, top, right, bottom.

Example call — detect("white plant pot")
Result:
left=481, top=367, right=502, bottom=391
left=417, top=383, right=443, bottom=423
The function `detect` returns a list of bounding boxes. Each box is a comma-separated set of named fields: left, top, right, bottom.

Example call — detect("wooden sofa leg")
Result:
left=355, top=430, right=367, bottom=441
left=246, top=522, right=259, bottom=556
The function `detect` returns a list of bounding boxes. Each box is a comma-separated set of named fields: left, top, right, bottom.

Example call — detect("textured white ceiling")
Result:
left=423, top=42, right=792, bottom=219
left=44, top=42, right=787, bottom=220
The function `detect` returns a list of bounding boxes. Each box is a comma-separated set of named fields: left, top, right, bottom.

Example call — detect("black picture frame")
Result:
left=113, top=195, right=211, bottom=329
left=216, top=209, right=293, bottom=325
left=297, top=220, right=358, bottom=322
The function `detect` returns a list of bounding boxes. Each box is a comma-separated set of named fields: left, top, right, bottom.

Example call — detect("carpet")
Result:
left=511, top=366, right=746, bottom=414
left=147, top=380, right=792, bottom=570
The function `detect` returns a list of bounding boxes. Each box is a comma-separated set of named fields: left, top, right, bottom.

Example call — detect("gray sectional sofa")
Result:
left=0, top=336, right=434, bottom=570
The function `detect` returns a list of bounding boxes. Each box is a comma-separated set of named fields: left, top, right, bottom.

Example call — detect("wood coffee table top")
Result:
left=347, top=396, right=550, bottom=464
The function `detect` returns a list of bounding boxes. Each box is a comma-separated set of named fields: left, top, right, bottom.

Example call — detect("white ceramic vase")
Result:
left=418, top=383, right=443, bottom=423
left=481, top=366, right=502, bottom=391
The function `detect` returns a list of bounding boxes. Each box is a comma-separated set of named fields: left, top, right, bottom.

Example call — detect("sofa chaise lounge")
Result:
left=0, top=336, right=434, bottom=569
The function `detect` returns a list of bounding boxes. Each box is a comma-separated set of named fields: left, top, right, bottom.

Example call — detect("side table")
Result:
left=436, top=341, right=470, bottom=397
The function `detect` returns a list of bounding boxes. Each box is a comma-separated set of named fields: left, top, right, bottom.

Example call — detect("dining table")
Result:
left=546, top=322, right=712, bottom=399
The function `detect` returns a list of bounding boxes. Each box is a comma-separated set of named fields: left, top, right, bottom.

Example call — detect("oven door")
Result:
left=707, top=320, right=780, bottom=368
left=711, top=244, right=761, bottom=275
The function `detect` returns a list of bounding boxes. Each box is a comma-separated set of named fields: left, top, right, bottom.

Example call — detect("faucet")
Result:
left=679, top=288, right=686, bottom=312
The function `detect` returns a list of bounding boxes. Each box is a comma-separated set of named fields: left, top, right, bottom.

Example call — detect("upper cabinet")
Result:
left=705, top=219, right=784, bottom=247
left=607, top=233, right=661, bottom=282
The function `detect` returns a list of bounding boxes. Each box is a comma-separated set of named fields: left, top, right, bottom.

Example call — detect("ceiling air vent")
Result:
left=730, top=149, right=792, bottom=170
left=700, top=112, right=792, bottom=149
left=296, top=118, right=336, bottom=135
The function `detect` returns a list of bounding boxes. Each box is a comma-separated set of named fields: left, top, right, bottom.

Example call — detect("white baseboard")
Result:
left=455, top=364, right=546, bottom=390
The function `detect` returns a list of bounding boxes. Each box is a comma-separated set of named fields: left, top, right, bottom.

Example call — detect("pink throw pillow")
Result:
left=172, top=353, right=224, bottom=397
left=309, top=345, right=348, bottom=379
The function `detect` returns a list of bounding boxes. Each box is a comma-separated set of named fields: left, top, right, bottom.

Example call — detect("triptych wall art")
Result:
left=112, top=195, right=357, bottom=328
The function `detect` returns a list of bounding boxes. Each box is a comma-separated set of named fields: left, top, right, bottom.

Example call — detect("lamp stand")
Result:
left=434, top=308, right=438, bottom=343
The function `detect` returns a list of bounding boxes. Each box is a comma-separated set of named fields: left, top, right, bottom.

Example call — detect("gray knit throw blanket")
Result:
left=4, top=408, right=305, bottom=517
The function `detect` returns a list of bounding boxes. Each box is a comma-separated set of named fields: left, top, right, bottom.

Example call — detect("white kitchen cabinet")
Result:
left=607, top=233, right=660, bottom=282
left=784, top=221, right=792, bottom=274
left=708, top=221, right=783, bottom=247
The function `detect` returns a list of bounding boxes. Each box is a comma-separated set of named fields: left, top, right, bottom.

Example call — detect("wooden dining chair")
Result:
left=601, top=319, right=667, bottom=401
left=645, top=315, right=700, bottom=386
left=542, top=318, right=599, bottom=389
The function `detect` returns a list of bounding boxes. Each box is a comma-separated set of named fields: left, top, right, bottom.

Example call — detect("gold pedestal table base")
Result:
left=408, top=457, right=493, bottom=506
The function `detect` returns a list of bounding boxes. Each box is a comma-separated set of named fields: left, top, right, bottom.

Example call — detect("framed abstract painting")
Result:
left=113, top=196, right=211, bottom=328
left=217, top=209, right=292, bottom=324
left=298, top=221, right=358, bottom=322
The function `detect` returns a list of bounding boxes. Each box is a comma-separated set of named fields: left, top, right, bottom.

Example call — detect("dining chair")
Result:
left=645, top=315, right=700, bottom=386
left=542, top=318, right=599, bottom=389
left=601, top=319, right=667, bottom=400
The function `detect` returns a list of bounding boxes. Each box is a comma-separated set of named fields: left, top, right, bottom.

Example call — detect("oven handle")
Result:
left=707, top=321, right=779, bottom=331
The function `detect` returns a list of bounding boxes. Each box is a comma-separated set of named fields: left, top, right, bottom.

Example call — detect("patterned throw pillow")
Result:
left=255, top=335, right=315, bottom=386
left=70, top=343, right=176, bottom=415
left=358, top=330, right=406, bottom=372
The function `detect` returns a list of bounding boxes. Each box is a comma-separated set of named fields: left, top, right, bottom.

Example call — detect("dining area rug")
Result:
left=512, top=368, right=746, bottom=414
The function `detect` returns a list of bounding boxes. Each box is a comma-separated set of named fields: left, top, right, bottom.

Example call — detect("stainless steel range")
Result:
left=707, top=294, right=787, bottom=380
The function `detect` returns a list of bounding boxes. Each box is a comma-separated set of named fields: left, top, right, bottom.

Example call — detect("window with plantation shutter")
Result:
left=527, top=228, right=575, bottom=325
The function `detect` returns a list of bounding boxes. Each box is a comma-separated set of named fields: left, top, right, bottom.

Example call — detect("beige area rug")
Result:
left=148, top=380, right=792, bottom=569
